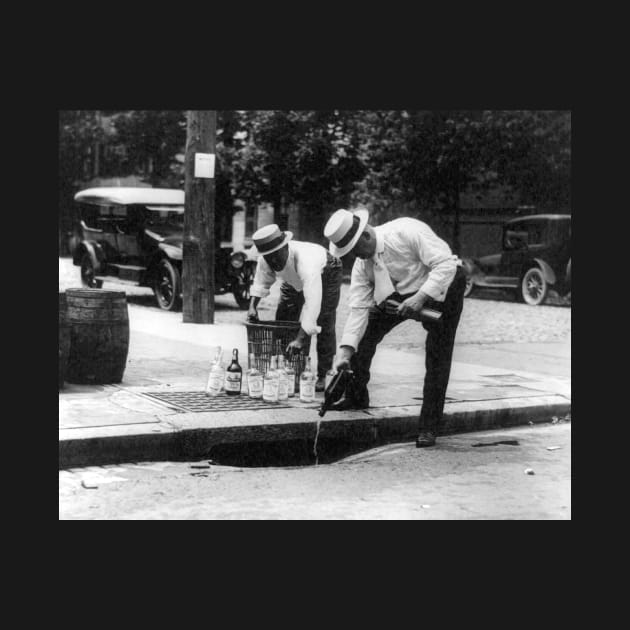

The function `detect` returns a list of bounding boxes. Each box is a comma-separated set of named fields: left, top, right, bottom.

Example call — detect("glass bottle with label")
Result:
left=205, top=347, right=224, bottom=397
left=299, top=356, right=316, bottom=403
left=277, top=354, right=289, bottom=401
left=285, top=359, right=296, bottom=398
left=247, top=353, right=263, bottom=399
left=224, top=348, right=242, bottom=395
left=262, top=355, right=279, bottom=403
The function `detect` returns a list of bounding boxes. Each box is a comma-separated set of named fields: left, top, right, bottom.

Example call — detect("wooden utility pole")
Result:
left=183, top=111, right=217, bottom=323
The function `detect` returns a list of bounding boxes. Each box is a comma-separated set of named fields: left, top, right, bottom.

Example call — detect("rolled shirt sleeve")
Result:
left=339, top=259, right=374, bottom=351
left=298, top=271, right=323, bottom=335
left=410, top=223, right=458, bottom=300
left=249, top=258, right=276, bottom=299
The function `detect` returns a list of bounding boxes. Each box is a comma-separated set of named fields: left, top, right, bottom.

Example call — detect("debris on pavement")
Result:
left=81, top=480, right=99, bottom=489
left=472, top=440, right=520, bottom=447
left=524, top=468, right=535, bottom=475
left=190, top=464, right=211, bottom=469
left=546, top=446, right=561, bottom=451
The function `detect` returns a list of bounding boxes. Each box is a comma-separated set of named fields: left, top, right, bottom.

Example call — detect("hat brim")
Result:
left=328, top=210, right=369, bottom=258
left=251, top=231, right=293, bottom=257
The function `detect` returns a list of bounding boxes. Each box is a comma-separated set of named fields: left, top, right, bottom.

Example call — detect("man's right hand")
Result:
left=247, top=307, right=259, bottom=323
left=334, top=346, right=355, bottom=372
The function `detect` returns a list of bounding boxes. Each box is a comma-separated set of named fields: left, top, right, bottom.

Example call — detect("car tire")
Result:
left=232, top=263, right=255, bottom=310
left=80, top=253, right=103, bottom=289
left=520, top=267, right=548, bottom=306
left=153, top=258, right=182, bottom=311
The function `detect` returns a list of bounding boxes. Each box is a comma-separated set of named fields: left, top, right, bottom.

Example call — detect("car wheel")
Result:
left=520, top=267, right=548, bottom=306
left=153, top=259, right=182, bottom=311
left=233, top=264, right=255, bottom=310
left=80, top=253, right=103, bottom=289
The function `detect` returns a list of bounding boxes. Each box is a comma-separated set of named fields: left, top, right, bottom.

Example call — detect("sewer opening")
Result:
left=190, top=438, right=387, bottom=468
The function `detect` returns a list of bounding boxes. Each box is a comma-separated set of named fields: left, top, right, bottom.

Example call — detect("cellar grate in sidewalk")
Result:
left=141, top=390, right=291, bottom=413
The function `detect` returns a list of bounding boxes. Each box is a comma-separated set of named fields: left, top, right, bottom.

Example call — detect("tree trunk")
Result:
left=183, top=111, right=216, bottom=323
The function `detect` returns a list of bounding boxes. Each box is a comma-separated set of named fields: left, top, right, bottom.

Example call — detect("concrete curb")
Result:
left=59, top=395, right=570, bottom=469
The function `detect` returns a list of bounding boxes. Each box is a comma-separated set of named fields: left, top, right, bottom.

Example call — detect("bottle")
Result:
left=318, top=368, right=353, bottom=417
left=205, top=347, right=224, bottom=397
left=285, top=360, right=296, bottom=398
left=385, top=292, right=442, bottom=323
left=246, top=353, right=263, bottom=399
left=262, top=355, right=279, bottom=403
left=325, top=355, right=337, bottom=390
left=299, top=356, right=316, bottom=403
left=277, top=354, right=289, bottom=401
left=224, top=348, right=242, bottom=395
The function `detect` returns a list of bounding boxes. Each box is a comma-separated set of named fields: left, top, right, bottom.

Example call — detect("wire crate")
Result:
left=245, top=320, right=308, bottom=387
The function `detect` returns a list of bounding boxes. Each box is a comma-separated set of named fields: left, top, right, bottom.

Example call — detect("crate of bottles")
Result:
left=245, top=319, right=308, bottom=387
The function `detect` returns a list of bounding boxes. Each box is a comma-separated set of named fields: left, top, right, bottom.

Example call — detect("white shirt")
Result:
left=340, top=217, right=461, bottom=350
left=250, top=240, right=329, bottom=335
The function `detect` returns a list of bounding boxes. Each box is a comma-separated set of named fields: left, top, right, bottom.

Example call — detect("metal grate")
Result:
left=142, top=390, right=291, bottom=413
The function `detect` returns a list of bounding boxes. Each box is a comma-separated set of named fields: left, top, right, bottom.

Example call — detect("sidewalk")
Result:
left=59, top=306, right=571, bottom=469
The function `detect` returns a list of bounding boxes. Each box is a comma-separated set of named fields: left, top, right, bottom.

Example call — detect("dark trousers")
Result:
left=275, top=253, right=342, bottom=378
left=348, top=266, right=467, bottom=431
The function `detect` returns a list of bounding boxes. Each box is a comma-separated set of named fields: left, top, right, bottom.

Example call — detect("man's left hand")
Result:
left=397, top=293, right=427, bottom=319
left=286, top=338, right=304, bottom=357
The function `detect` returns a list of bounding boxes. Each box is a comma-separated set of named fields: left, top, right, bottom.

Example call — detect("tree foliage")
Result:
left=59, top=109, right=570, bottom=254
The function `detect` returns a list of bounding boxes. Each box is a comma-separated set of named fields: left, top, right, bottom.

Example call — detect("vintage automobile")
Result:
left=462, top=214, right=571, bottom=306
left=71, top=187, right=257, bottom=311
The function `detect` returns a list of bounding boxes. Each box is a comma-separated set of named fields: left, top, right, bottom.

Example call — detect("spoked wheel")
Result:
left=153, top=259, right=182, bottom=311
left=233, top=263, right=255, bottom=309
left=520, top=267, right=548, bottom=305
left=80, top=253, right=103, bottom=289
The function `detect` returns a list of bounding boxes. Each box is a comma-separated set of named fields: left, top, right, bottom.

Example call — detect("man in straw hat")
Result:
left=323, top=208, right=466, bottom=447
left=247, top=224, right=343, bottom=391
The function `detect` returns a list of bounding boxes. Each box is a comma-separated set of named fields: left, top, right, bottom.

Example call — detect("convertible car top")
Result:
left=74, top=187, right=185, bottom=207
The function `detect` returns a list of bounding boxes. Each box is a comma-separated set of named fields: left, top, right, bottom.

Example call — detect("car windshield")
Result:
left=144, top=206, right=184, bottom=230
left=504, top=220, right=548, bottom=249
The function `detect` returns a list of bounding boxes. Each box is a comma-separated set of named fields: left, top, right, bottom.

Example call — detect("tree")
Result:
left=350, top=110, right=571, bottom=253
left=230, top=110, right=367, bottom=242
left=58, top=111, right=105, bottom=254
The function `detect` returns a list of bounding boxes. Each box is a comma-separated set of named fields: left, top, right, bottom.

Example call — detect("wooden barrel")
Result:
left=58, top=292, right=71, bottom=389
left=66, top=289, right=130, bottom=384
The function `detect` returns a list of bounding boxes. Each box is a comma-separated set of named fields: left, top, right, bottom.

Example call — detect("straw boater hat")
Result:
left=252, top=224, right=293, bottom=256
left=324, top=208, right=369, bottom=257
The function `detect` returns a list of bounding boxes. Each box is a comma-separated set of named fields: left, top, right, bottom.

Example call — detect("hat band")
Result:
left=256, top=232, right=286, bottom=254
left=335, top=215, right=361, bottom=249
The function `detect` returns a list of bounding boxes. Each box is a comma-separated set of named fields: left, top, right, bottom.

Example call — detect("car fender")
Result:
left=158, top=242, right=182, bottom=261
left=73, top=240, right=104, bottom=272
left=530, top=258, right=556, bottom=285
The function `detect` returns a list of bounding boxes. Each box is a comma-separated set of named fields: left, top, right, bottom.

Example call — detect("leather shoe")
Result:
left=415, top=430, right=436, bottom=448
left=315, top=377, right=326, bottom=392
left=328, top=397, right=369, bottom=412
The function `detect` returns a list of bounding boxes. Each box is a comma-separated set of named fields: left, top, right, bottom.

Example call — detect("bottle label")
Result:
left=263, top=379, right=279, bottom=401
left=278, top=377, right=288, bottom=400
left=248, top=375, right=263, bottom=397
left=300, top=381, right=315, bottom=400
left=287, top=376, right=295, bottom=397
left=225, top=373, right=242, bottom=392
left=206, top=373, right=223, bottom=394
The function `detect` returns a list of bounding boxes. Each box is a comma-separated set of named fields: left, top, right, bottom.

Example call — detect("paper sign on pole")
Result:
left=194, top=153, right=215, bottom=178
